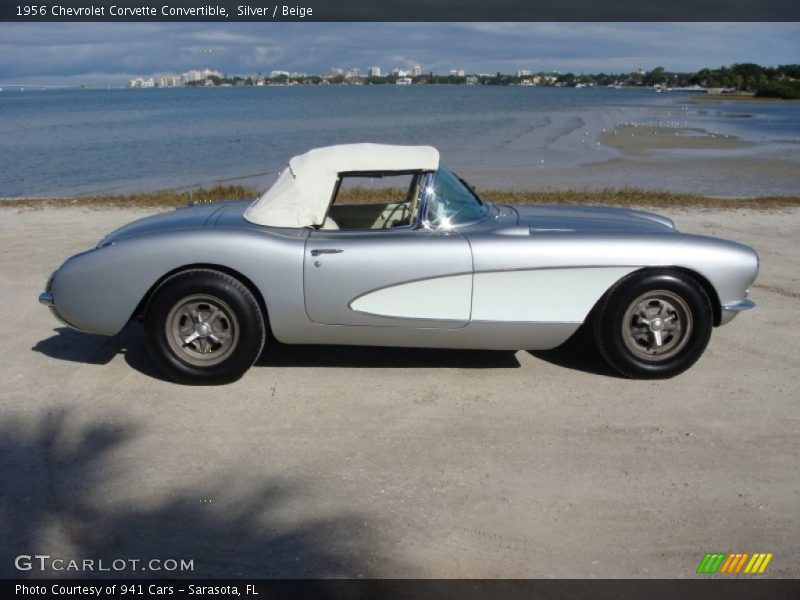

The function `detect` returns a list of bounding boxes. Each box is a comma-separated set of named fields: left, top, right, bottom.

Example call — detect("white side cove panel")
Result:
left=351, top=274, right=472, bottom=321
left=471, top=267, right=637, bottom=322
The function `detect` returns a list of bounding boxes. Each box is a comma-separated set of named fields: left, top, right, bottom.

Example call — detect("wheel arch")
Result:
left=666, top=267, right=722, bottom=326
left=133, top=263, right=271, bottom=331
left=593, top=266, right=722, bottom=327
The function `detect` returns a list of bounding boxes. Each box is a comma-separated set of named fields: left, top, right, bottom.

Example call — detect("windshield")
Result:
left=420, top=166, right=488, bottom=229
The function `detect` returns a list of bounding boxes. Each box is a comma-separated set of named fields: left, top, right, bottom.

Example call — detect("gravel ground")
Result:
left=0, top=205, right=797, bottom=578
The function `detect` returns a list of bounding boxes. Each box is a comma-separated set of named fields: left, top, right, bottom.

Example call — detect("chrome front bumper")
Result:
left=39, top=291, right=54, bottom=307
left=720, top=298, right=756, bottom=325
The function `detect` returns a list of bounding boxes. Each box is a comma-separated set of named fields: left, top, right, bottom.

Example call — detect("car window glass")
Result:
left=326, top=173, right=423, bottom=230
left=421, top=167, right=487, bottom=229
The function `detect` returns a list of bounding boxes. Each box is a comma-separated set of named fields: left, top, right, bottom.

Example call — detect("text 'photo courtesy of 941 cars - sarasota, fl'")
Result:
left=39, top=143, right=759, bottom=385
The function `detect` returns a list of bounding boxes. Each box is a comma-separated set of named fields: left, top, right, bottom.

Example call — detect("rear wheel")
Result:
left=593, top=270, right=713, bottom=378
left=145, top=269, right=265, bottom=385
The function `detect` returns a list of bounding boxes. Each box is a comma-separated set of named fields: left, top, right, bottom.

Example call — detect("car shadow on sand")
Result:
left=33, top=323, right=623, bottom=379
left=33, top=324, right=522, bottom=381
left=259, top=342, right=521, bottom=369
left=528, top=324, right=622, bottom=378
left=32, top=324, right=172, bottom=382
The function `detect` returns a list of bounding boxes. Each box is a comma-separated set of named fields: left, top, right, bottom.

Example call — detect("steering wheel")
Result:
left=380, top=201, right=408, bottom=229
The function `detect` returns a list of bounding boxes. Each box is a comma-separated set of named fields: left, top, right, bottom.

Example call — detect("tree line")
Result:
left=188, top=63, right=800, bottom=98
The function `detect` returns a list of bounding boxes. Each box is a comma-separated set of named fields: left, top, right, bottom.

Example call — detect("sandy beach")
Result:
left=1, top=202, right=798, bottom=578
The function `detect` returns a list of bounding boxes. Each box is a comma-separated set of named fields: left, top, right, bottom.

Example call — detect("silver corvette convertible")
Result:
left=39, top=143, right=758, bottom=384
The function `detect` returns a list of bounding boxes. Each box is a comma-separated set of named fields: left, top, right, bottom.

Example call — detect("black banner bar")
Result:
left=2, top=0, right=799, bottom=22
left=5, top=579, right=800, bottom=600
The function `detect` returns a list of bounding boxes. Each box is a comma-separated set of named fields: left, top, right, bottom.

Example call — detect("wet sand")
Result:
left=599, top=125, right=753, bottom=157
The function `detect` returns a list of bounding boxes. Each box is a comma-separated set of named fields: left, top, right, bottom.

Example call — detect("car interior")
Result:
left=322, top=171, right=426, bottom=230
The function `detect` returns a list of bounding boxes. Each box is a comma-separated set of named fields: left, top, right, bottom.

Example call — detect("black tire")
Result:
left=593, top=269, right=713, bottom=379
left=144, top=269, right=265, bottom=385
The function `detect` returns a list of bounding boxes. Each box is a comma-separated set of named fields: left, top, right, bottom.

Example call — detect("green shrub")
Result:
left=754, top=80, right=800, bottom=99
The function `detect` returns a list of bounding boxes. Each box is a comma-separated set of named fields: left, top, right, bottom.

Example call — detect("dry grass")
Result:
left=480, top=187, right=800, bottom=210
left=2, top=184, right=799, bottom=211
left=0, top=185, right=260, bottom=209
left=339, top=186, right=800, bottom=210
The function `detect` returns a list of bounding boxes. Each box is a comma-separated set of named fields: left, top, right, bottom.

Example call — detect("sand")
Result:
left=0, top=204, right=798, bottom=578
left=599, top=125, right=753, bottom=157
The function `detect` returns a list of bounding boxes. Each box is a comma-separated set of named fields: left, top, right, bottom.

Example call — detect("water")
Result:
left=1, top=85, right=799, bottom=198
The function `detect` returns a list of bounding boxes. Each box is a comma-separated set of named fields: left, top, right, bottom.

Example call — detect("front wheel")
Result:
left=593, top=270, right=713, bottom=379
left=144, top=269, right=265, bottom=385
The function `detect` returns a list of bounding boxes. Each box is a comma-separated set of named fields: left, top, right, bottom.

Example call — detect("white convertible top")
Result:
left=244, top=143, right=440, bottom=227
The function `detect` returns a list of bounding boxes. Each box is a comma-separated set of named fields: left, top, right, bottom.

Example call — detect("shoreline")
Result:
left=2, top=185, right=799, bottom=211
left=681, top=93, right=800, bottom=104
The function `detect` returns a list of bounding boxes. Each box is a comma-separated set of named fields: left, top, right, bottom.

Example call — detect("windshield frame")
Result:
left=417, top=166, right=489, bottom=230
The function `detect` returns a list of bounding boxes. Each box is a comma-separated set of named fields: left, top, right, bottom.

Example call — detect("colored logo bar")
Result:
left=697, top=552, right=773, bottom=574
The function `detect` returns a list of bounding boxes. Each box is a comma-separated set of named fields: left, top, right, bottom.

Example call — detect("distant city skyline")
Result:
left=1, top=22, right=798, bottom=86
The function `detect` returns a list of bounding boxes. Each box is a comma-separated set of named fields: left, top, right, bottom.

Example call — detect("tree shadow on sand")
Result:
left=0, top=409, right=376, bottom=580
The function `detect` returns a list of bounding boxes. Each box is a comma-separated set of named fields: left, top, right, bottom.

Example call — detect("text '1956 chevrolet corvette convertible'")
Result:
left=39, top=143, right=758, bottom=384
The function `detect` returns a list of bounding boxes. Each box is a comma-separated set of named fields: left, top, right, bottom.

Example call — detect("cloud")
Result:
left=0, top=22, right=797, bottom=85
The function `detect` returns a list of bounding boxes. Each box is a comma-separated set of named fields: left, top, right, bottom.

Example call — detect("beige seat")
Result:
left=321, top=216, right=339, bottom=230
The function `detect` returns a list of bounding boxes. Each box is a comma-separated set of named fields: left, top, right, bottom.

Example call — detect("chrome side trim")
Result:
left=39, top=291, right=54, bottom=307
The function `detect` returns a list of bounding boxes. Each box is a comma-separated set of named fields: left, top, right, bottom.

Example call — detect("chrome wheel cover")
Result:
left=165, top=294, right=239, bottom=367
left=622, top=290, right=692, bottom=362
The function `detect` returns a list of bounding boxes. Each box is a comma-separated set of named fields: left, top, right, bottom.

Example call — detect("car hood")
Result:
left=98, top=200, right=253, bottom=246
left=506, top=204, right=676, bottom=233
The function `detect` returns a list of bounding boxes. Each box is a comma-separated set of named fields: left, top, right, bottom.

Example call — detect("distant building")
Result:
left=450, top=69, right=466, bottom=77
left=182, top=69, right=222, bottom=84
left=466, top=75, right=479, bottom=85
left=331, top=67, right=344, bottom=76
left=396, top=76, right=412, bottom=85
left=391, top=68, right=409, bottom=77
left=368, top=66, right=381, bottom=77
left=516, top=69, right=531, bottom=78
left=412, top=65, right=422, bottom=77
left=153, top=74, right=181, bottom=87
left=345, top=68, right=360, bottom=79
left=129, top=77, right=156, bottom=88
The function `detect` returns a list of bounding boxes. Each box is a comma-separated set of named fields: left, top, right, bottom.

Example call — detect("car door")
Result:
left=304, top=228, right=473, bottom=328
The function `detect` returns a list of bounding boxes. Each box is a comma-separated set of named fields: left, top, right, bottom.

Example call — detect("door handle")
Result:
left=310, top=248, right=343, bottom=256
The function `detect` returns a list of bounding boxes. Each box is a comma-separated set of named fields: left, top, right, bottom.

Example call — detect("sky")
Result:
left=0, top=22, right=798, bottom=85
